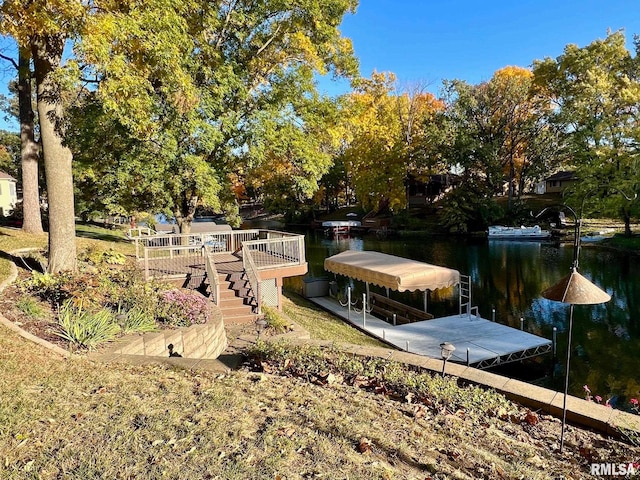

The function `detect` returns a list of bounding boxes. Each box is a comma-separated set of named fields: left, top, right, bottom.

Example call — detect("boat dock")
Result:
left=309, top=296, right=552, bottom=369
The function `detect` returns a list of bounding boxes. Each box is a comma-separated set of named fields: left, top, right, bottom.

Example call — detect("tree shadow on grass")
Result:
left=0, top=250, right=45, bottom=273
left=75, top=224, right=129, bottom=244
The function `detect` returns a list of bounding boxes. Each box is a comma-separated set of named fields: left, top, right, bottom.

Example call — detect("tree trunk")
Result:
left=18, top=44, right=44, bottom=234
left=623, top=208, right=632, bottom=237
left=32, top=34, right=77, bottom=272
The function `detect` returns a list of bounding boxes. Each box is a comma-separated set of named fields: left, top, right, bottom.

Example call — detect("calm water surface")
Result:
left=298, top=230, right=640, bottom=403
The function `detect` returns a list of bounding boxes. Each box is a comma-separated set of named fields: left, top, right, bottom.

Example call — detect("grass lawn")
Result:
left=0, top=224, right=135, bottom=284
left=282, top=292, right=388, bottom=347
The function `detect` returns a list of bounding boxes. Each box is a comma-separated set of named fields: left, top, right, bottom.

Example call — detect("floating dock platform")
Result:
left=309, top=296, right=552, bottom=370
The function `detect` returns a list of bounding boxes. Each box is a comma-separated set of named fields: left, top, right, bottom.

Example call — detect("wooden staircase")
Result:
left=215, top=272, right=259, bottom=324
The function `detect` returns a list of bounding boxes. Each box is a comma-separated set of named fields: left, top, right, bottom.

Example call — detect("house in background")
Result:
left=406, top=173, right=460, bottom=206
left=0, top=171, right=17, bottom=216
left=543, top=171, right=577, bottom=194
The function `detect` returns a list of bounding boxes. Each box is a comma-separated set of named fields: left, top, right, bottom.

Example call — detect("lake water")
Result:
left=298, top=230, right=640, bottom=405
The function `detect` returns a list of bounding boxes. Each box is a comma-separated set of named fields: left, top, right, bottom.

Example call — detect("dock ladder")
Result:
left=459, top=275, right=479, bottom=318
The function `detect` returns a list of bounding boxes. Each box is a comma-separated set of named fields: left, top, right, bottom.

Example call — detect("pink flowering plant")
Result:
left=584, top=384, right=640, bottom=414
left=157, top=289, right=209, bottom=327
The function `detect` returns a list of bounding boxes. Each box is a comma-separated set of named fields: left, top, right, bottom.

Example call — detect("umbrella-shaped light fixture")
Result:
left=537, top=193, right=634, bottom=452
left=542, top=268, right=611, bottom=305
left=542, top=266, right=610, bottom=453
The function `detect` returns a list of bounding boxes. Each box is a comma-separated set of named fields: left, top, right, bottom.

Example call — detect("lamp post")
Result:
left=538, top=203, right=611, bottom=453
left=439, top=342, right=455, bottom=377
left=255, top=317, right=267, bottom=340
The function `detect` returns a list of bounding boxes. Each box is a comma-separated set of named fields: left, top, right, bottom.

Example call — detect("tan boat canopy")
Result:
left=324, top=250, right=460, bottom=292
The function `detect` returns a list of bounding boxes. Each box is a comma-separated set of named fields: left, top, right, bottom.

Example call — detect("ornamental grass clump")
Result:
left=115, top=306, right=158, bottom=335
left=55, top=300, right=121, bottom=350
left=157, top=289, right=209, bottom=327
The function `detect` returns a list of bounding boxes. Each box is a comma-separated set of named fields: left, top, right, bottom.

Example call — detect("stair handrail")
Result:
left=242, top=245, right=263, bottom=315
left=203, top=245, right=221, bottom=306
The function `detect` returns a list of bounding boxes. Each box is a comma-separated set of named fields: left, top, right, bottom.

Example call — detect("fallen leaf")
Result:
left=579, top=446, right=597, bottom=463
left=413, top=405, right=426, bottom=419
left=524, top=410, right=539, bottom=426
left=358, top=437, right=372, bottom=454
left=277, top=427, right=295, bottom=438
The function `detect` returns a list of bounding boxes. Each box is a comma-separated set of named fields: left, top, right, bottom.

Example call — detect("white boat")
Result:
left=581, top=229, right=615, bottom=243
left=488, top=225, right=551, bottom=240
left=322, top=220, right=361, bottom=236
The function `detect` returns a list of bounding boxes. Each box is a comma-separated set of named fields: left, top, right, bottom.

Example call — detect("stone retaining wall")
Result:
left=106, top=304, right=228, bottom=360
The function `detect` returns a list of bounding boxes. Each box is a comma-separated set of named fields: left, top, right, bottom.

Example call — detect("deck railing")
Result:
left=203, top=246, right=221, bottom=305
left=131, top=230, right=264, bottom=260
left=142, top=245, right=205, bottom=281
left=241, top=233, right=305, bottom=269
left=137, top=230, right=305, bottom=292
left=242, top=248, right=263, bottom=315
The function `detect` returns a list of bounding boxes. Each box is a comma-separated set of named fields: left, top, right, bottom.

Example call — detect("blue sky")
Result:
left=2, top=1, right=640, bottom=130
left=318, top=0, right=640, bottom=96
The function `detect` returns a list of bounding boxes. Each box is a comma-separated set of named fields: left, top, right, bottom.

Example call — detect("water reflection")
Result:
left=302, top=231, right=640, bottom=401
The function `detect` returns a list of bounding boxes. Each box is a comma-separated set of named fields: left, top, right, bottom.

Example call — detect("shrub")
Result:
left=80, top=246, right=127, bottom=266
left=54, top=301, right=120, bottom=350
left=156, top=289, right=209, bottom=327
left=115, top=306, right=158, bottom=335
left=262, top=306, right=292, bottom=334
left=20, top=271, right=71, bottom=305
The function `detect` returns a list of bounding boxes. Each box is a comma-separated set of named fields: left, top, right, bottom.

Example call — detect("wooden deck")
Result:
left=143, top=251, right=306, bottom=282
left=309, top=296, right=552, bottom=369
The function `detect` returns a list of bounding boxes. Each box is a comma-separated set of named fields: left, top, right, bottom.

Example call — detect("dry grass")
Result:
left=3, top=326, right=635, bottom=480
left=0, top=225, right=134, bottom=284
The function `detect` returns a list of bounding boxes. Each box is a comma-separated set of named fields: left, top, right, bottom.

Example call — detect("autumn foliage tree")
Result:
left=340, top=71, right=443, bottom=212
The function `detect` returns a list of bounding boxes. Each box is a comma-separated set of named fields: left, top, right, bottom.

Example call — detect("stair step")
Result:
left=219, top=297, right=247, bottom=308
left=222, top=313, right=259, bottom=325
left=220, top=289, right=239, bottom=299
left=220, top=305, right=255, bottom=317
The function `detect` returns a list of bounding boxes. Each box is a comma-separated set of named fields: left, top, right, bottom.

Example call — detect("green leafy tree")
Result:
left=74, top=0, right=358, bottom=232
left=0, top=129, right=19, bottom=177
left=533, top=31, right=640, bottom=234
left=439, top=67, right=553, bottom=204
